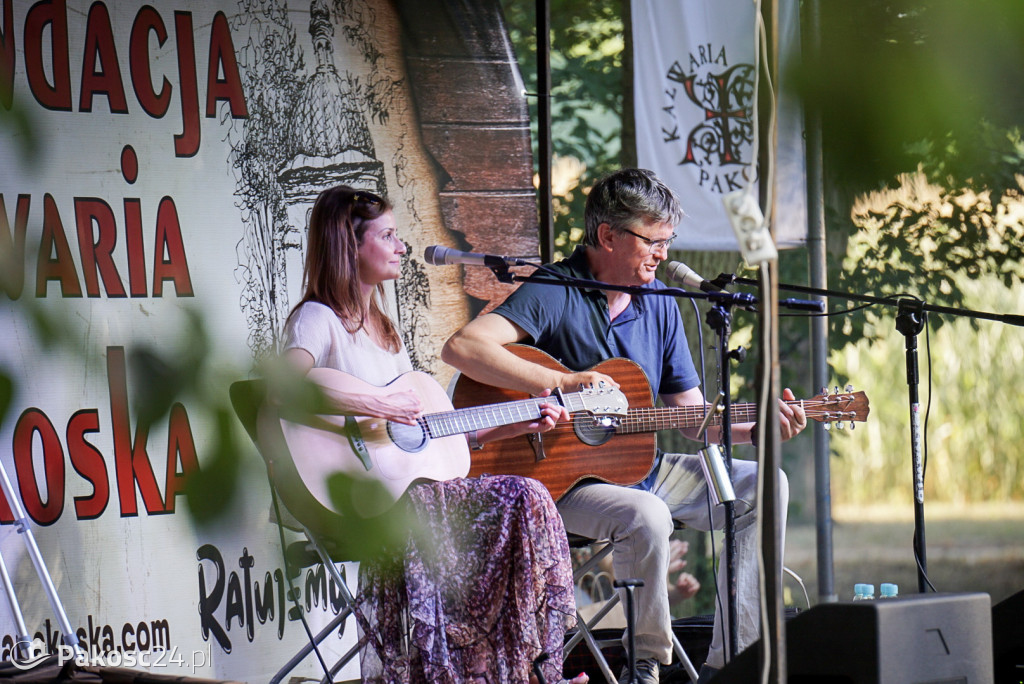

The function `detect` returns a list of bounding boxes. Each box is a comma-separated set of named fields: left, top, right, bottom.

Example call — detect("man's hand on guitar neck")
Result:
left=776, top=387, right=808, bottom=442
left=743, top=388, right=809, bottom=445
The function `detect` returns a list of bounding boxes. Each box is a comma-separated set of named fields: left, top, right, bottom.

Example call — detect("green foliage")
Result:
left=827, top=168, right=1024, bottom=349
left=799, top=0, right=1024, bottom=194
left=0, top=372, right=11, bottom=427
left=829, top=274, right=1024, bottom=505
left=796, top=1, right=1024, bottom=354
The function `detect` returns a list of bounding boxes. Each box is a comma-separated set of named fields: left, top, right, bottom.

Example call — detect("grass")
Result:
left=784, top=501, right=1024, bottom=606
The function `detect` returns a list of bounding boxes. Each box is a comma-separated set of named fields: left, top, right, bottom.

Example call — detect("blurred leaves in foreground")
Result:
left=798, top=0, right=1024, bottom=195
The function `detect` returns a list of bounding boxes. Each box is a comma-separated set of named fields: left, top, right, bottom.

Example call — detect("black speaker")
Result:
left=993, top=589, right=1024, bottom=683
left=712, top=592, right=992, bottom=683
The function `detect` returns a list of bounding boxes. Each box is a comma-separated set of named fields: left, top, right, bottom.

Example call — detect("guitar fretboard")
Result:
left=613, top=396, right=867, bottom=433
left=422, top=391, right=605, bottom=438
left=616, top=402, right=761, bottom=433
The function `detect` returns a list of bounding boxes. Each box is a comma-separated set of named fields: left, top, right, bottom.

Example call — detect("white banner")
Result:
left=633, top=0, right=807, bottom=251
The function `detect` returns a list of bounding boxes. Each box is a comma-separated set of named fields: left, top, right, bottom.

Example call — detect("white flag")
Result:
left=633, top=0, right=807, bottom=251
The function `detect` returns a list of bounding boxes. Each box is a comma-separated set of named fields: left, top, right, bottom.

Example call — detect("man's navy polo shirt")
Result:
left=492, top=246, right=700, bottom=397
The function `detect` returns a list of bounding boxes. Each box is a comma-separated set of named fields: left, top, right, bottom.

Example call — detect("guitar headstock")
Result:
left=575, top=384, right=629, bottom=417
left=806, top=385, right=870, bottom=430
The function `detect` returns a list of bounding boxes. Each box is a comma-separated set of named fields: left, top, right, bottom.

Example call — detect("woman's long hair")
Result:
left=287, top=185, right=401, bottom=352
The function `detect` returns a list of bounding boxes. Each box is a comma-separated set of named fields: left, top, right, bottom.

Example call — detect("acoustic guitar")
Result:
left=259, top=365, right=629, bottom=518
left=451, top=345, right=871, bottom=500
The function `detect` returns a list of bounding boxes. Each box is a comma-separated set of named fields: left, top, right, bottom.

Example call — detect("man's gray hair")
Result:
left=582, top=168, right=685, bottom=246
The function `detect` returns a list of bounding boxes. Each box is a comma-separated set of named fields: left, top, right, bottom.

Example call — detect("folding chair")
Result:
left=565, top=534, right=699, bottom=684
left=229, top=379, right=363, bottom=684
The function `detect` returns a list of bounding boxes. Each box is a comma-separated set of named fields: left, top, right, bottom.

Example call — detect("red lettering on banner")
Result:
left=12, top=408, right=66, bottom=526
left=173, top=11, right=200, bottom=157
left=80, top=2, right=128, bottom=114
left=1, top=0, right=14, bottom=108
left=123, top=198, right=147, bottom=297
left=24, top=0, right=72, bottom=111
left=75, top=197, right=127, bottom=298
left=0, top=347, right=202, bottom=525
left=7, top=3, right=248, bottom=154
left=205, top=12, right=246, bottom=119
left=162, top=403, right=198, bottom=512
left=0, top=193, right=30, bottom=299
left=130, top=5, right=170, bottom=118
left=152, top=197, right=193, bottom=296
left=67, top=409, right=110, bottom=520
left=5, top=193, right=193, bottom=299
left=36, top=193, right=82, bottom=297
left=107, top=346, right=165, bottom=517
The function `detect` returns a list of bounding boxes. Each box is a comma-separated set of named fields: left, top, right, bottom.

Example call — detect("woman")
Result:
left=281, top=185, right=588, bottom=684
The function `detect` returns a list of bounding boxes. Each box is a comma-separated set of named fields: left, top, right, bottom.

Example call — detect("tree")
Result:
left=798, top=0, right=1024, bottom=346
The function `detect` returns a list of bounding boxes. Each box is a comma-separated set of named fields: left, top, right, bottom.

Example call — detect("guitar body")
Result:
left=261, top=368, right=470, bottom=519
left=451, top=345, right=658, bottom=499
left=452, top=346, right=871, bottom=503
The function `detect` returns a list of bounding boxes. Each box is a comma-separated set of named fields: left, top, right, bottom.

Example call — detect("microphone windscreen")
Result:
left=424, top=245, right=447, bottom=265
left=666, top=261, right=695, bottom=284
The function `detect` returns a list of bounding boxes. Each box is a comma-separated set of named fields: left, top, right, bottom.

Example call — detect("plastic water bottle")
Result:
left=879, top=583, right=899, bottom=599
left=852, top=583, right=875, bottom=601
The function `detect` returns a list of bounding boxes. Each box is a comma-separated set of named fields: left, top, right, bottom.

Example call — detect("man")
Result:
left=442, top=168, right=807, bottom=683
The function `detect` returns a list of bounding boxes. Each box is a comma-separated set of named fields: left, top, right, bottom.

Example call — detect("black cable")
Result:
left=913, top=529, right=938, bottom=593
left=913, top=314, right=939, bottom=593
left=923, top=313, right=932, bottom=492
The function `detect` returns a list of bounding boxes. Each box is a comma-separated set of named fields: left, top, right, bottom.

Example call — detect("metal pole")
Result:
left=0, top=459, right=82, bottom=655
left=802, top=0, right=837, bottom=604
left=895, top=301, right=930, bottom=592
left=536, top=0, right=554, bottom=263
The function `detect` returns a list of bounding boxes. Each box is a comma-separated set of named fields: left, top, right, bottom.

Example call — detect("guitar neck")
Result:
left=617, top=401, right=763, bottom=433
left=424, top=393, right=585, bottom=438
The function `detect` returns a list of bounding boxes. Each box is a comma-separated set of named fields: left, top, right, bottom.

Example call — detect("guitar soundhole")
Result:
left=388, top=422, right=429, bottom=452
left=573, top=414, right=615, bottom=446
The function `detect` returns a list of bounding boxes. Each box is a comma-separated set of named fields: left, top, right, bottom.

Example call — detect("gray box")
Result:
left=714, top=592, right=993, bottom=683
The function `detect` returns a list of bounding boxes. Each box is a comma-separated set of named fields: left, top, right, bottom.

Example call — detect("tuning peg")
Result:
left=834, top=385, right=841, bottom=396
left=836, top=421, right=845, bottom=430
left=823, top=422, right=832, bottom=431
left=845, top=384, right=854, bottom=392
left=820, top=386, right=828, bottom=396
left=849, top=421, right=856, bottom=430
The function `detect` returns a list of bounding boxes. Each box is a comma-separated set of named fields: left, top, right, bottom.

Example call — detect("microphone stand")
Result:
left=723, top=273, right=1024, bottom=593
left=705, top=298, right=741, bottom=660
left=487, top=263, right=820, bottom=658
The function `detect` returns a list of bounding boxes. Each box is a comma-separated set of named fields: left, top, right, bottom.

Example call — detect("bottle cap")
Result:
left=880, top=583, right=899, bottom=598
left=863, top=583, right=875, bottom=597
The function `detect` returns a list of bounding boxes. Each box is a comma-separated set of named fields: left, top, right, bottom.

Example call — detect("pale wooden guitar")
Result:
left=259, top=366, right=629, bottom=518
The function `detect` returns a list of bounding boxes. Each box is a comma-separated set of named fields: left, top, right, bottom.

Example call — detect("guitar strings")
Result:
left=482, top=399, right=861, bottom=436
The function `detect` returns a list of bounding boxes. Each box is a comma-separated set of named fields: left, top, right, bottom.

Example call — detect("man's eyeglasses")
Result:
left=618, top=226, right=677, bottom=254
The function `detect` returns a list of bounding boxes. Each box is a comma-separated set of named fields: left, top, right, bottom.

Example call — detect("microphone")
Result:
left=423, top=245, right=524, bottom=268
left=664, top=260, right=725, bottom=292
